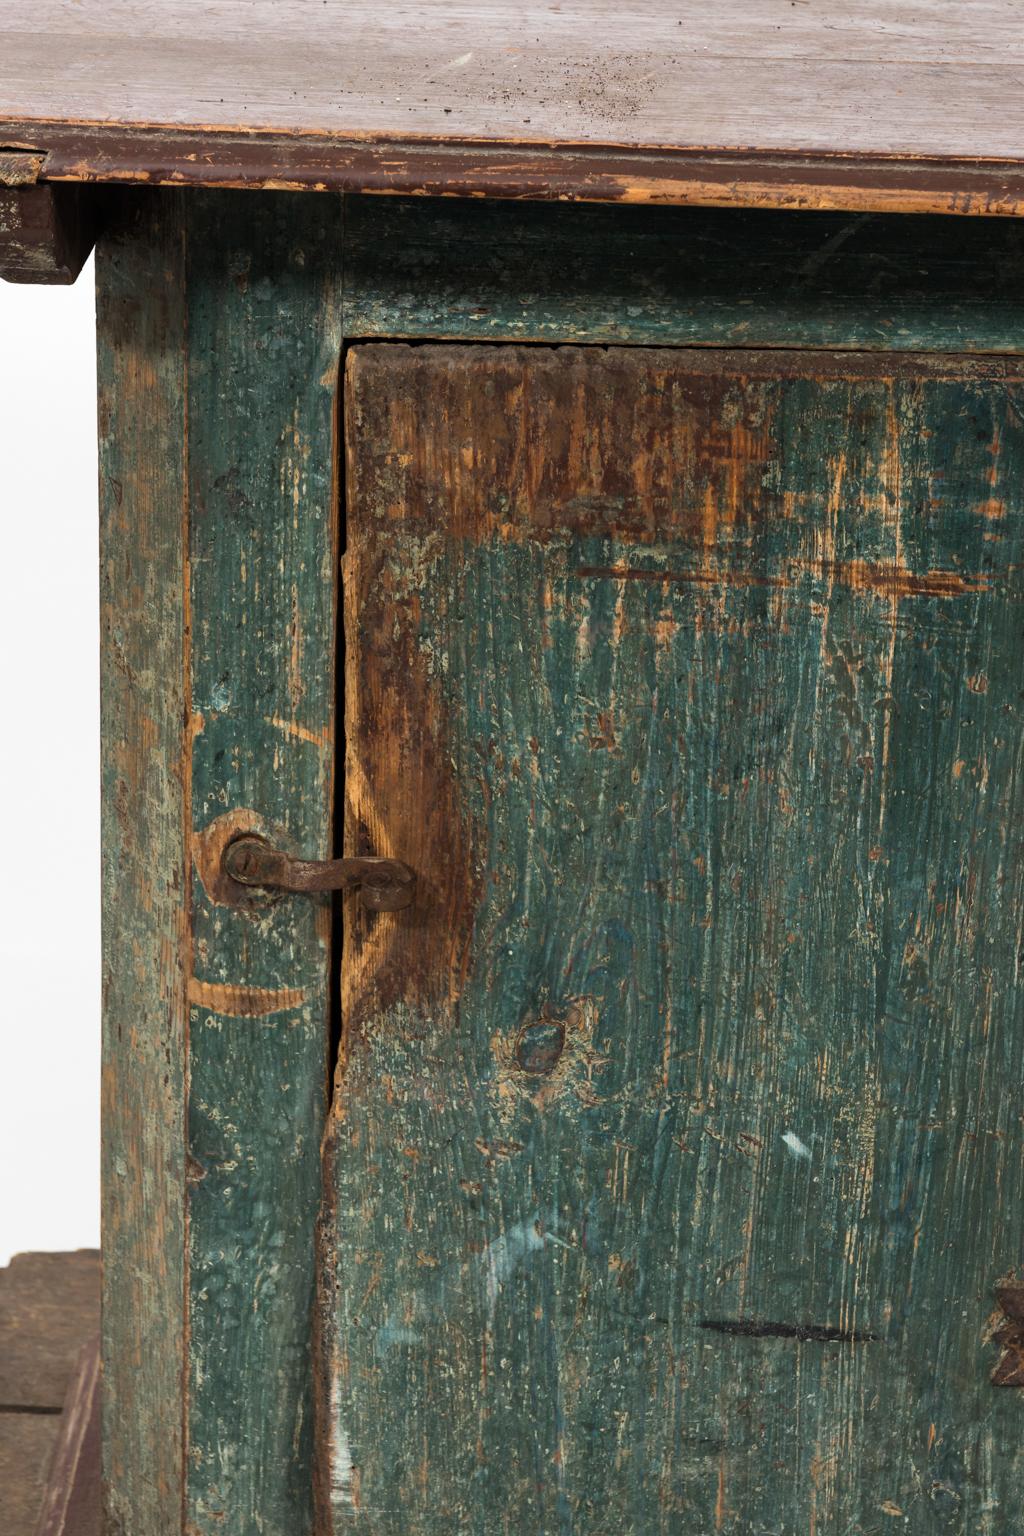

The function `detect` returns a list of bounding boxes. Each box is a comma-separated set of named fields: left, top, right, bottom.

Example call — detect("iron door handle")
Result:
left=222, top=836, right=415, bottom=911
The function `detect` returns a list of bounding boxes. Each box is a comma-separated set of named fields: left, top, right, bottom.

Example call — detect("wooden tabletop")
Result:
left=3, top=0, right=1024, bottom=213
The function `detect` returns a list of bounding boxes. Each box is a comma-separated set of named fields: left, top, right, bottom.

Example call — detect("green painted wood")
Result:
left=342, top=197, right=1024, bottom=353
left=326, top=344, right=1024, bottom=1535
left=97, top=190, right=189, bottom=1536
left=184, top=190, right=344, bottom=1536
left=99, top=188, right=344, bottom=1536
left=98, top=187, right=1024, bottom=1533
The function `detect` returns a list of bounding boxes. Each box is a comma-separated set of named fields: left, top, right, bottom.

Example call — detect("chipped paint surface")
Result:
left=179, top=192, right=343, bottom=1536
left=98, top=190, right=189, bottom=1536
left=330, top=1390, right=358, bottom=1512
left=342, top=196, right=1024, bottom=357
left=324, top=344, right=1024, bottom=1534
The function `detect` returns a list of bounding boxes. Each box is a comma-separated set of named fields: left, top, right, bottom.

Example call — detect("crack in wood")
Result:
left=700, top=1319, right=881, bottom=1344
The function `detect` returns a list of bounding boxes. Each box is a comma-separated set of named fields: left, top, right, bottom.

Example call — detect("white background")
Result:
left=0, top=258, right=101, bottom=1265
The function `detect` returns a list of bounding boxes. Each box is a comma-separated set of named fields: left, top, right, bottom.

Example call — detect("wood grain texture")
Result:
left=99, top=188, right=343, bottom=1536
left=0, top=1251, right=101, bottom=1536
left=0, top=147, right=43, bottom=185
left=36, top=1337, right=102, bottom=1536
left=2, top=1416, right=61, bottom=1536
left=184, top=189, right=343, bottom=1536
left=0, top=183, right=94, bottom=283
left=26, top=134, right=1024, bottom=219
left=0, top=1252, right=100, bottom=1409
left=325, top=344, right=1024, bottom=1534
left=97, top=193, right=189, bottom=1536
left=5, top=1, right=1024, bottom=210
left=342, top=198, right=1024, bottom=354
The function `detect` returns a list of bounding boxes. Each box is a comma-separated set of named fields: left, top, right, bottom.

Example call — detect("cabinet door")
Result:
left=323, top=344, right=1024, bottom=1534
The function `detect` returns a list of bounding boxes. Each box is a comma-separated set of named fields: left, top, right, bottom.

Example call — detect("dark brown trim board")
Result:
left=4, top=1, right=1024, bottom=213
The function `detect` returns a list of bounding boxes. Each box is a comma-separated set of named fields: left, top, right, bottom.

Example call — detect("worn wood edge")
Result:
left=182, top=188, right=342, bottom=1536
left=0, top=182, right=96, bottom=283
left=312, top=242, right=344, bottom=1536
left=341, top=195, right=1024, bottom=356
left=0, top=1250, right=101, bottom=1412
left=314, top=357, right=355, bottom=1533
left=0, top=149, right=44, bottom=186
left=1, top=1416, right=60, bottom=1536
left=314, top=1050, right=342, bottom=1536
left=343, top=342, right=1024, bottom=384
left=8, top=124, right=1024, bottom=214
left=34, top=1337, right=101, bottom=1536
left=98, top=189, right=188, bottom=1536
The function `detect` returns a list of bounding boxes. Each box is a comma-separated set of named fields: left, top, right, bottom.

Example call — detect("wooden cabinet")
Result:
left=95, top=201, right=1024, bottom=1530
left=7, top=6, right=1024, bottom=1533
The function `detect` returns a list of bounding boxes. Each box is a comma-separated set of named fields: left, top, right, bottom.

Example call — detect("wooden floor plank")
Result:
left=35, top=1338, right=101, bottom=1536
left=0, top=1414, right=61, bottom=1536
left=0, top=1251, right=100, bottom=1411
left=0, top=1253, right=100, bottom=1536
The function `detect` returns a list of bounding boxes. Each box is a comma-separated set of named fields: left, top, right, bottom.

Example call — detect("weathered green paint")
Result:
left=185, top=190, right=343, bottom=1536
left=99, top=188, right=1024, bottom=1533
left=98, top=190, right=188, bottom=1536
left=342, top=197, right=1024, bottom=353
left=100, top=189, right=344, bottom=1536
left=326, top=345, right=1024, bottom=1535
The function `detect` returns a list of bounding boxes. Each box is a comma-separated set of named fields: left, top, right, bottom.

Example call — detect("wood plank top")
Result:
left=3, top=1, right=1024, bottom=211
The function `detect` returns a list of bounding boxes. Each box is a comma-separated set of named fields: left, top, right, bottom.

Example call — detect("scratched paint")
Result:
left=342, top=196, right=1024, bottom=356
left=99, top=192, right=1024, bottom=1535
left=183, top=192, right=343, bottom=1536
left=324, top=345, right=1024, bottom=1534
left=98, top=190, right=189, bottom=1536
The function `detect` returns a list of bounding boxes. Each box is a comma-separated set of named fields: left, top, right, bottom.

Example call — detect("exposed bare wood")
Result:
left=0, top=1252, right=100, bottom=1410
left=2, top=1417, right=60, bottom=1536
left=0, top=149, right=43, bottom=186
left=97, top=191, right=188, bottom=1536
left=35, top=1338, right=101, bottom=1536
left=0, top=1253, right=100, bottom=1536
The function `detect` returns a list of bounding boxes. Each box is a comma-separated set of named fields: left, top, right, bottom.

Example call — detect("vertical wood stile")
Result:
left=183, top=190, right=343, bottom=1536
left=98, top=190, right=189, bottom=1536
left=99, top=189, right=345, bottom=1536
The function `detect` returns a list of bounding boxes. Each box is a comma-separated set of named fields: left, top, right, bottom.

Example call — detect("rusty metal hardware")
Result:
left=222, top=836, right=415, bottom=912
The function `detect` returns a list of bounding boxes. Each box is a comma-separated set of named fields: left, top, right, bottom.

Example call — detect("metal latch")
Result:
left=222, top=836, right=415, bottom=912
